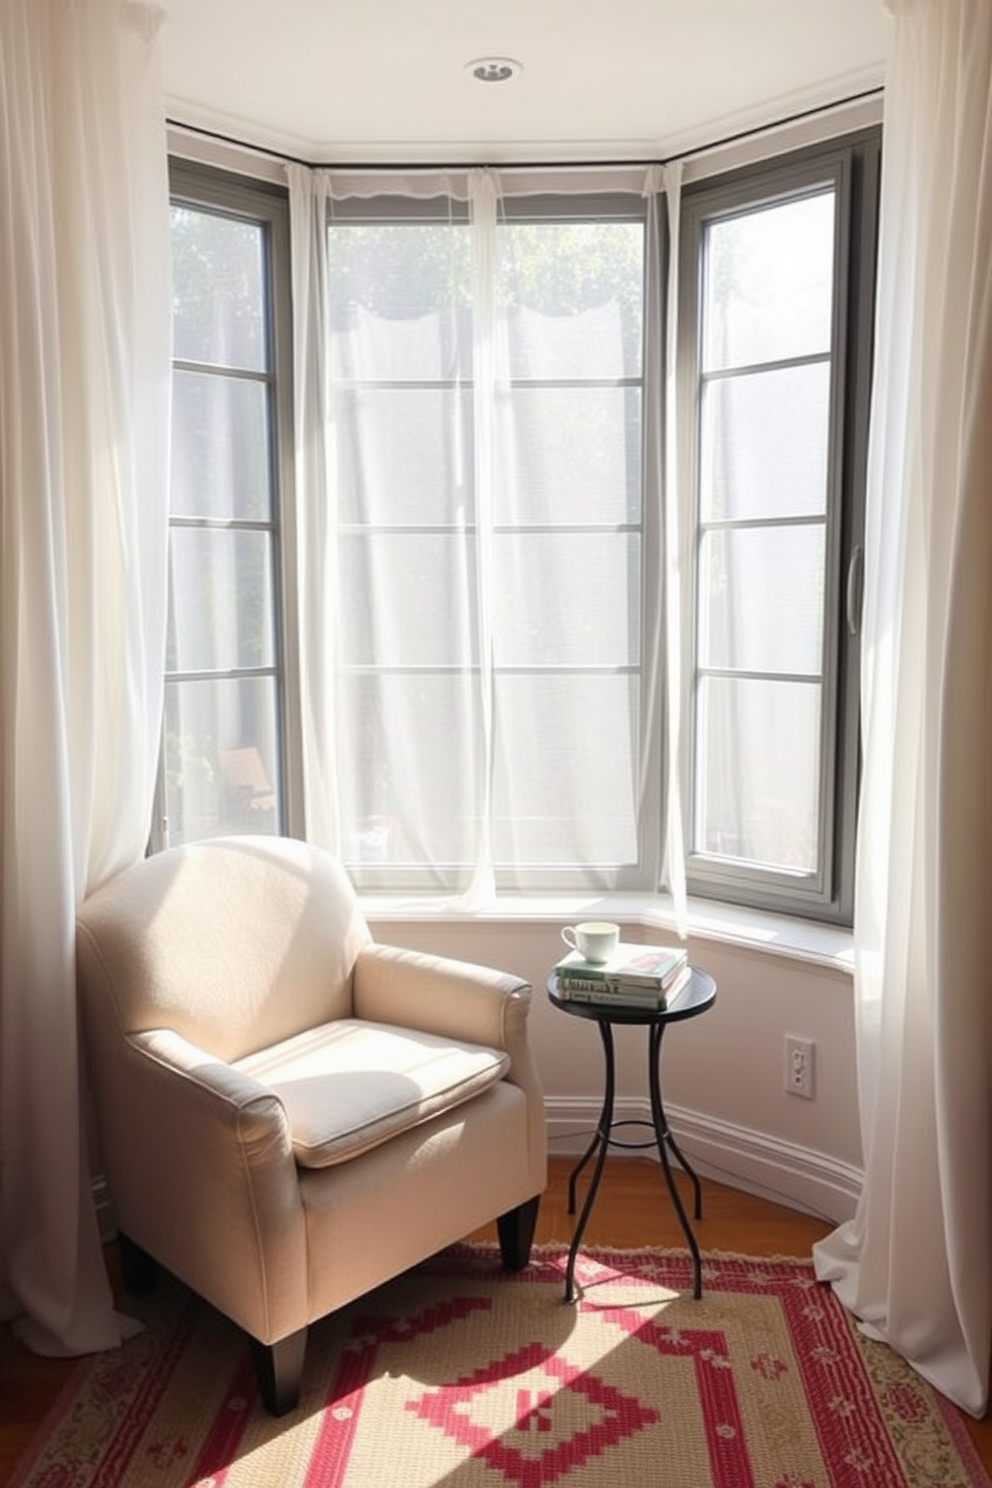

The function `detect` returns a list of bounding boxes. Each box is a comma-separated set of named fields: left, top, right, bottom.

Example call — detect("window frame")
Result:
left=150, top=161, right=301, bottom=853
left=677, top=129, right=880, bottom=924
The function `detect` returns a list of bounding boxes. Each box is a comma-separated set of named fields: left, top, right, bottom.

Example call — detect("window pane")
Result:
left=697, top=525, right=825, bottom=675
left=494, top=532, right=640, bottom=667
left=702, top=192, right=835, bottom=371
left=335, top=386, right=473, bottom=526
left=339, top=673, right=482, bottom=869
left=168, top=529, right=275, bottom=672
left=164, top=676, right=281, bottom=846
left=496, top=386, right=641, bottom=526
left=170, top=207, right=267, bottom=371
left=700, top=362, right=830, bottom=522
left=327, top=228, right=473, bottom=381
left=493, top=674, right=638, bottom=865
left=339, top=672, right=640, bottom=871
left=171, top=371, right=271, bottom=521
left=502, top=227, right=644, bottom=380
left=694, top=675, right=820, bottom=873
left=339, top=534, right=476, bottom=667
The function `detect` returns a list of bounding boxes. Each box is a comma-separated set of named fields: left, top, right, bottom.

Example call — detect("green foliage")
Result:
left=170, top=204, right=267, bottom=370
left=326, top=218, right=643, bottom=321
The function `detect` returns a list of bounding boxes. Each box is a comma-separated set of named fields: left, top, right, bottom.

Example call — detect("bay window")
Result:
left=161, top=130, right=879, bottom=924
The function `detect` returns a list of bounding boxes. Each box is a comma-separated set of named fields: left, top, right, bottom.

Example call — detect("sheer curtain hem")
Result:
left=813, top=1228, right=988, bottom=1418
left=10, top=1309, right=142, bottom=1358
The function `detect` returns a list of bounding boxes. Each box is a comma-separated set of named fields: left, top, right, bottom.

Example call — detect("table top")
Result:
left=547, top=966, right=717, bottom=1025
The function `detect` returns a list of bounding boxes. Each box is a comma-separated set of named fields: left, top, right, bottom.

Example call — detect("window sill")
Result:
left=358, top=890, right=855, bottom=975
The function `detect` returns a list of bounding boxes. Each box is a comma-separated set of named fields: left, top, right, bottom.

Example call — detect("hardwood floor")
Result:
left=2, top=1157, right=990, bottom=1483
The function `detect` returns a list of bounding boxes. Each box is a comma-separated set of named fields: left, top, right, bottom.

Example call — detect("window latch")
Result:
left=846, top=544, right=864, bottom=637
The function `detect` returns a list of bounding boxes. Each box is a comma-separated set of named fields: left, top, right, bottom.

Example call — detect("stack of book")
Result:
left=554, top=941, right=691, bottom=1011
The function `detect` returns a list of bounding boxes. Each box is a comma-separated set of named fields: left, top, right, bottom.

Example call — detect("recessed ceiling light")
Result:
left=465, top=57, right=523, bottom=84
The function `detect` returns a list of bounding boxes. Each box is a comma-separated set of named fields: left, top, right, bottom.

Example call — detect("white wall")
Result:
left=366, top=911, right=863, bottom=1225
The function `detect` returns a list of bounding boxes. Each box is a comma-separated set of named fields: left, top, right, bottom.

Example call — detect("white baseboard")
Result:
left=545, top=1096, right=862, bottom=1227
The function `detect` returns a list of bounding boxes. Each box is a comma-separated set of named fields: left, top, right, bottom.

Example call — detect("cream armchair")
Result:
left=76, top=836, right=546, bottom=1414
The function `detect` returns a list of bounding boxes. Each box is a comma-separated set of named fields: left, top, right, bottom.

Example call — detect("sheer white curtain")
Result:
left=660, top=162, right=688, bottom=932
left=288, top=167, right=475, bottom=870
left=288, top=164, right=342, bottom=852
left=813, top=0, right=992, bottom=1415
left=0, top=0, right=170, bottom=1354
left=288, top=164, right=685, bottom=911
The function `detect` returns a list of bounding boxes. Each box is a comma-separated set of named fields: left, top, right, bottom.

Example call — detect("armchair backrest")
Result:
left=76, top=836, right=371, bottom=1062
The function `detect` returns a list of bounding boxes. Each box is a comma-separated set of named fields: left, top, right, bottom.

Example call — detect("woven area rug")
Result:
left=11, top=1244, right=989, bottom=1488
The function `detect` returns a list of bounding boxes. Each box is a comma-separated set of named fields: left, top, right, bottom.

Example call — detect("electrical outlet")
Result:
left=784, top=1035, right=815, bottom=1099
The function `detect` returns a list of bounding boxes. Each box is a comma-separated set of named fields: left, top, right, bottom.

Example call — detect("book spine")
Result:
left=559, top=981, right=666, bottom=1006
left=562, top=991, right=666, bottom=1010
left=557, top=964, right=686, bottom=992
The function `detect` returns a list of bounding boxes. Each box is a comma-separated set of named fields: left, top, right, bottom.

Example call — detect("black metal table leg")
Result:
left=647, top=1022, right=703, bottom=1299
left=564, top=1019, right=616, bottom=1302
left=566, top=1129, right=601, bottom=1216
left=658, top=1104, right=703, bottom=1220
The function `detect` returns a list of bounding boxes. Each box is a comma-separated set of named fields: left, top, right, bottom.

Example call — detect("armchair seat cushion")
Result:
left=233, top=1019, right=510, bottom=1168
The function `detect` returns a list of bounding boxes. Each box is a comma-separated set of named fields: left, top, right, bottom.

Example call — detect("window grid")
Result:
left=155, top=167, right=293, bottom=853
left=679, top=135, right=879, bottom=920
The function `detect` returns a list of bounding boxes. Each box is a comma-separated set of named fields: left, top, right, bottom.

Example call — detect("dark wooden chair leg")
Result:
left=250, top=1328, right=308, bottom=1416
left=117, top=1233, right=158, bottom=1295
left=496, top=1194, right=541, bottom=1271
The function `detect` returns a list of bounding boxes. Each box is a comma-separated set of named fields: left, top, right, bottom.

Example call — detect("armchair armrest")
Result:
left=128, top=1027, right=295, bottom=1163
left=351, top=944, right=530, bottom=1052
left=108, top=1029, right=308, bottom=1342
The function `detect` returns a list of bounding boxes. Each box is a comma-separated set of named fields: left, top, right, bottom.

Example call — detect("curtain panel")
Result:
left=814, top=0, right=992, bottom=1417
left=0, top=0, right=170, bottom=1354
left=288, top=164, right=688, bottom=915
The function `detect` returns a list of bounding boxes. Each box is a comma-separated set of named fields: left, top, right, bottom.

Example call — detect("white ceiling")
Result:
left=160, top=0, right=890, bottom=166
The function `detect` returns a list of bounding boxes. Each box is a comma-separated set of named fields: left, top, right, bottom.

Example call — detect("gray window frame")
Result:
left=677, top=129, right=880, bottom=924
left=150, top=162, right=301, bottom=852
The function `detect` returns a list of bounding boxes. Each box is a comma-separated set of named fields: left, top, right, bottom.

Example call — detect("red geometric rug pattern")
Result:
left=9, top=1245, right=989, bottom=1488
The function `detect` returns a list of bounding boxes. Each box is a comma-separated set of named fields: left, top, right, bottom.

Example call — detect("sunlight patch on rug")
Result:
left=9, top=1245, right=989, bottom=1488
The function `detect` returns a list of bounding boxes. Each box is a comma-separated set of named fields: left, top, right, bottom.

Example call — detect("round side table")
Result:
left=548, top=967, right=717, bottom=1302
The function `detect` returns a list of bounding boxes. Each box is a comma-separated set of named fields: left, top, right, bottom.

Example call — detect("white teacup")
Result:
left=560, top=920, right=620, bottom=964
